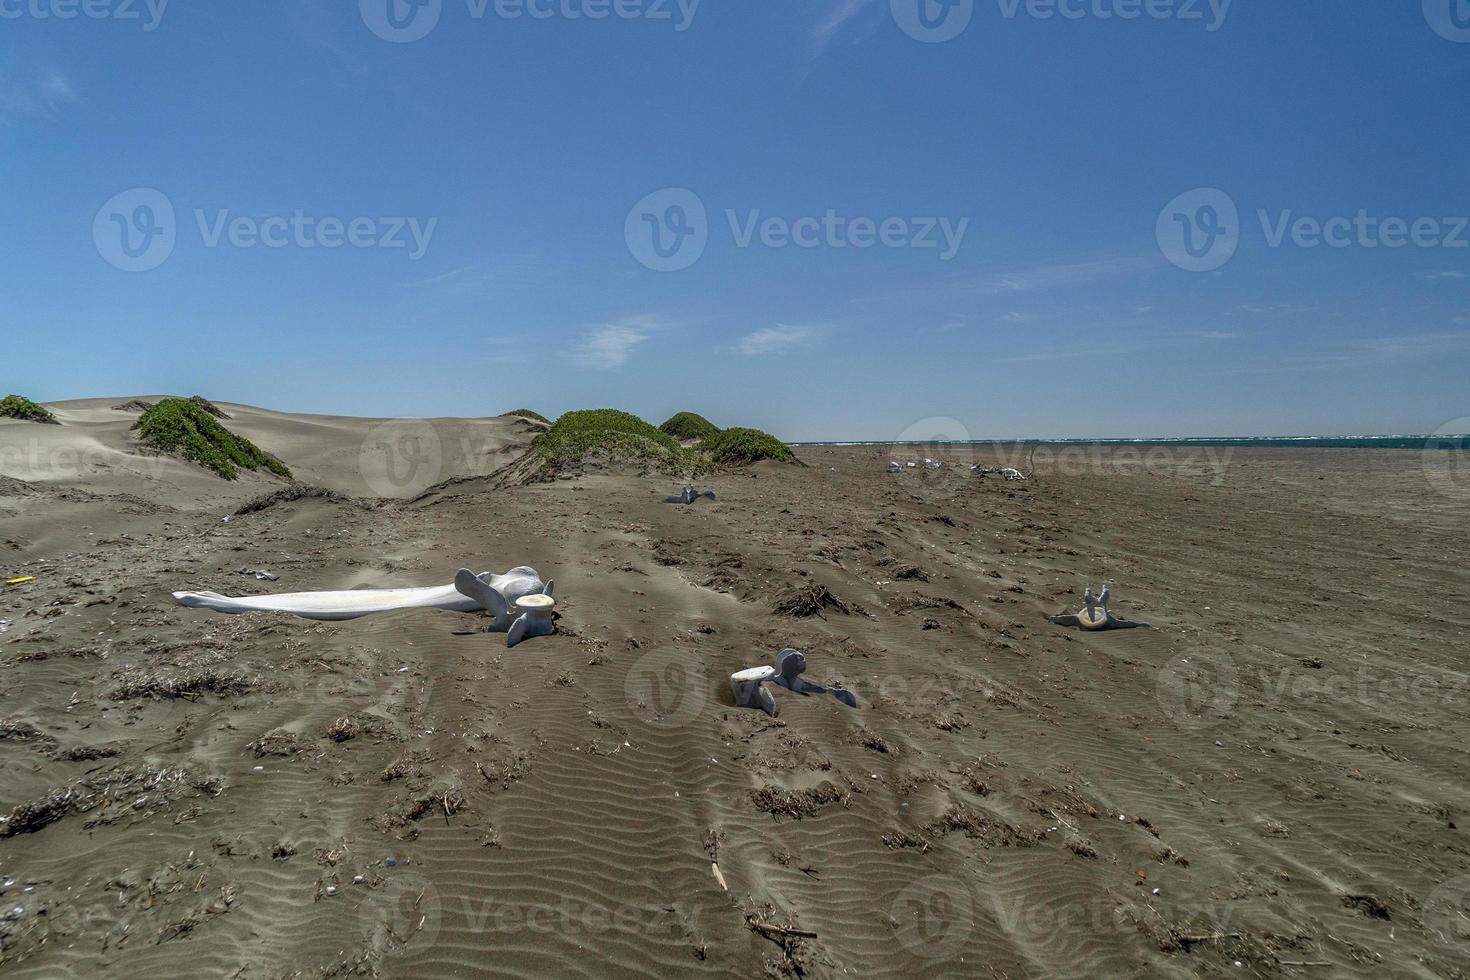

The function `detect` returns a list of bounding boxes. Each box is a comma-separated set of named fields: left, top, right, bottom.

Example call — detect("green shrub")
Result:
left=133, top=398, right=292, bottom=481
left=659, top=412, right=720, bottom=442
left=0, top=394, right=59, bottom=424
left=701, top=427, right=794, bottom=465
left=532, top=409, right=703, bottom=475
left=188, top=395, right=231, bottom=419
left=501, top=409, right=550, bottom=423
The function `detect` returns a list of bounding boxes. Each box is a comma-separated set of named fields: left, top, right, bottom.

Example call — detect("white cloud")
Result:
left=0, top=67, right=81, bottom=121
left=811, top=0, right=878, bottom=57
left=41, top=68, right=77, bottom=105
left=736, top=324, right=822, bottom=356
left=1233, top=302, right=1316, bottom=317
left=1273, top=331, right=1470, bottom=370
left=575, top=317, right=656, bottom=370
left=1417, top=270, right=1468, bottom=281
left=973, top=255, right=1154, bottom=295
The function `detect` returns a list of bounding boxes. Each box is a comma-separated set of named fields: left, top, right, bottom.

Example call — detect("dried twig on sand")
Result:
left=771, top=584, right=850, bottom=618
left=743, top=901, right=822, bottom=976
left=750, top=782, right=848, bottom=820
left=704, top=828, right=728, bottom=891
left=1, top=766, right=223, bottom=837
left=108, top=668, right=260, bottom=702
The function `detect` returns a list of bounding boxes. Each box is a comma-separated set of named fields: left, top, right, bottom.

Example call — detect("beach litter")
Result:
left=664, top=486, right=716, bottom=505
left=972, top=465, right=1027, bottom=481
left=4, top=577, right=35, bottom=587
left=235, top=567, right=279, bottom=581
left=731, top=649, right=858, bottom=717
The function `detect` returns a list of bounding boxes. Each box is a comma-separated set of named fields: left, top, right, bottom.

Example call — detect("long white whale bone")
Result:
left=173, top=567, right=544, bottom=623
left=172, top=582, right=479, bottom=621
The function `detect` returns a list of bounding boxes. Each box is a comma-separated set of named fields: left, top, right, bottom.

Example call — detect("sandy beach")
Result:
left=1, top=399, right=1466, bottom=978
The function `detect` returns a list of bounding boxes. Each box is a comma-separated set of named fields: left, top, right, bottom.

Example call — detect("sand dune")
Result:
left=1, top=404, right=1467, bottom=978
left=0, top=397, right=538, bottom=557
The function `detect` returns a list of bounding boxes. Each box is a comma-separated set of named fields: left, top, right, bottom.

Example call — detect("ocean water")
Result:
left=790, top=436, right=1470, bottom=451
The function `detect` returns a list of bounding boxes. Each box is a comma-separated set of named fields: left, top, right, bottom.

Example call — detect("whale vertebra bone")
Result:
left=730, top=649, right=858, bottom=717
left=664, top=486, right=716, bottom=505
left=1079, top=583, right=1112, bottom=630
left=452, top=567, right=553, bottom=633
left=506, top=593, right=556, bottom=648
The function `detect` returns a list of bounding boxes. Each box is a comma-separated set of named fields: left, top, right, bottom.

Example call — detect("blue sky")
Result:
left=3, top=0, right=1468, bottom=439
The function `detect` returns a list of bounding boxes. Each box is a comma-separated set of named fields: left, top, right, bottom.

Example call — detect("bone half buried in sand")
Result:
left=171, top=566, right=548, bottom=624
